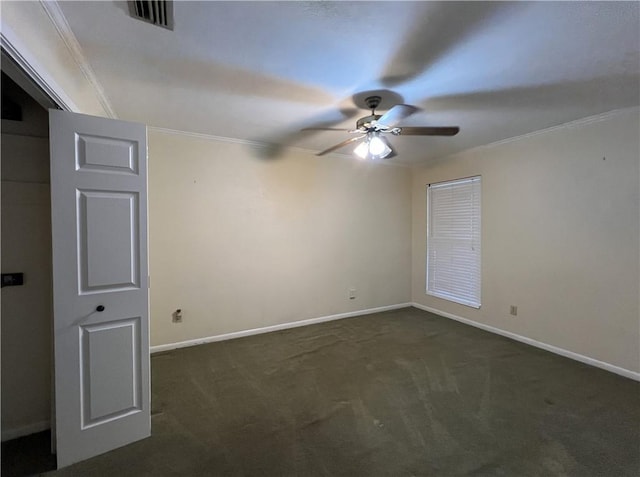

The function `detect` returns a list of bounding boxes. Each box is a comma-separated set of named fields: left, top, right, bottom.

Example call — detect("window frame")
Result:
left=426, top=176, right=482, bottom=309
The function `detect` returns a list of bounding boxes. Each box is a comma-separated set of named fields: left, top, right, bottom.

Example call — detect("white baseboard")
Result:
left=411, top=302, right=640, bottom=382
left=150, top=303, right=412, bottom=354
left=1, top=420, right=50, bottom=442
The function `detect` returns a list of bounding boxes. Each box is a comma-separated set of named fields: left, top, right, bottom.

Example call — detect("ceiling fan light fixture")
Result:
left=354, top=133, right=393, bottom=160
left=369, top=134, right=391, bottom=158
left=354, top=140, right=369, bottom=159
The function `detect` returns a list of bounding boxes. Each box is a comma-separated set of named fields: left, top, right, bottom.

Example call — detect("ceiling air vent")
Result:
left=129, top=1, right=174, bottom=30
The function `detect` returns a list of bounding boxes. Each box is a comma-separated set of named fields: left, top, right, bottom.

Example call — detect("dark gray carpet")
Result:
left=36, top=307, right=640, bottom=475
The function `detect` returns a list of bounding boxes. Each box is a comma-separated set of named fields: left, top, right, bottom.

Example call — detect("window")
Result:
left=426, top=176, right=481, bottom=308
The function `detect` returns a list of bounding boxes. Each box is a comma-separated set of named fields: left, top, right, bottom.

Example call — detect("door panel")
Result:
left=81, top=317, right=142, bottom=427
left=50, top=109, right=149, bottom=468
left=76, top=134, right=140, bottom=174
left=78, top=190, right=139, bottom=292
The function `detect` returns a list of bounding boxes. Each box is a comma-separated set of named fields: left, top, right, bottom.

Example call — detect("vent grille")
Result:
left=129, top=1, right=173, bottom=30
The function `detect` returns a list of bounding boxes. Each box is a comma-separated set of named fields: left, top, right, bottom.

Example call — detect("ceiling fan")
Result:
left=302, top=95, right=459, bottom=160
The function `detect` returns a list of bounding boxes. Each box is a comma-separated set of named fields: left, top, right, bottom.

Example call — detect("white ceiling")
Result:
left=58, top=1, right=639, bottom=165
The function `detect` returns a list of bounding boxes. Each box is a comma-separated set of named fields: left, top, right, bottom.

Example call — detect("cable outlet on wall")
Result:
left=349, top=288, right=356, bottom=300
left=510, top=305, right=518, bottom=316
left=172, top=308, right=183, bottom=323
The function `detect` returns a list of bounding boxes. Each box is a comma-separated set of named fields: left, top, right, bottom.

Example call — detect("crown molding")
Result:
left=148, top=126, right=409, bottom=168
left=474, top=107, right=639, bottom=152
left=419, top=106, right=640, bottom=166
left=39, top=0, right=117, bottom=118
left=149, top=126, right=274, bottom=148
left=148, top=126, right=353, bottom=159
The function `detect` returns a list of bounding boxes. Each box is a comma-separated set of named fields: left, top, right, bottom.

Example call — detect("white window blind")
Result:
left=426, top=176, right=481, bottom=308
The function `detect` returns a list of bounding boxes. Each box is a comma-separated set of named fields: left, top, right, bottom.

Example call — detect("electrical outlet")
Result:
left=510, top=305, right=518, bottom=316
left=173, top=309, right=183, bottom=323
left=349, top=288, right=356, bottom=300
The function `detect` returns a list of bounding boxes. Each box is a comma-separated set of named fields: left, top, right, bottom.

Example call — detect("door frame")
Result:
left=1, top=39, right=66, bottom=455
left=1, top=27, right=78, bottom=113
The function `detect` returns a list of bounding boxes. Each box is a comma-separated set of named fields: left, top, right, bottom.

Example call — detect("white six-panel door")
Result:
left=49, top=110, right=150, bottom=468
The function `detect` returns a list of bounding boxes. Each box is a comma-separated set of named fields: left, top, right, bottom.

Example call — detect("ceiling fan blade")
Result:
left=317, top=135, right=366, bottom=156
left=301, top=127, right=351, bottom=132
left=380, top=3, right=512, bottom=87
left=377, top=104, right=419, bottom=127
left=398, top=126, right=460, bottom=136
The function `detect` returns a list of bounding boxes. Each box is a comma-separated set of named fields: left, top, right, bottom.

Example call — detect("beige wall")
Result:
left=148, top=131, right=412, bottom=346
left=412, top=107, right=640, bottom=373
left=1, top=133, right=52, bottom=439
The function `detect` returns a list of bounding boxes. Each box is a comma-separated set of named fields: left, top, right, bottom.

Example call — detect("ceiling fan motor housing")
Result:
left=364, top=95, right=382, bottom=111
left=356, top=115, right=382, bottom=130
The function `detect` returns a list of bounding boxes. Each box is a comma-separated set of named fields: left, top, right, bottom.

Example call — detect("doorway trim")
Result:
left=1, top=25, right=68, bottom=457
left=1, top=25, right=76, bottom=112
